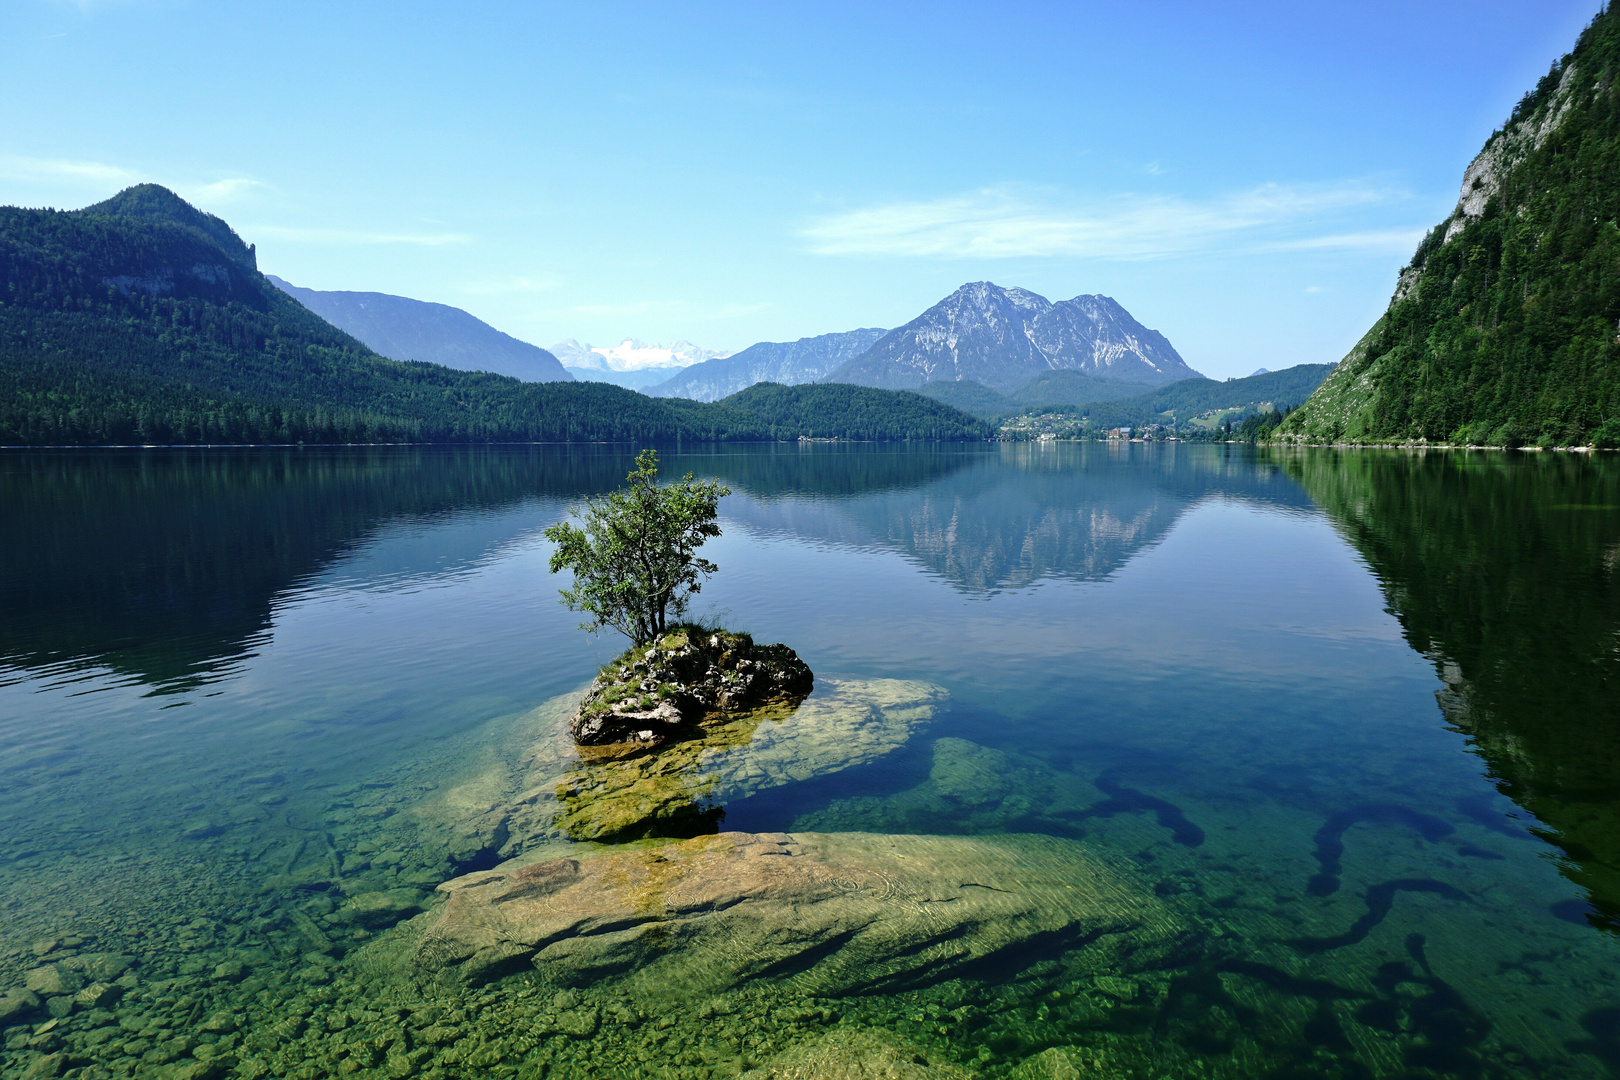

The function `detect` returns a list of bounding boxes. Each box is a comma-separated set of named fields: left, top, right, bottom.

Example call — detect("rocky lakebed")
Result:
left=0, top=632, right=1200, bottom=1079
left=5, top=629, right=1583, bottom=1080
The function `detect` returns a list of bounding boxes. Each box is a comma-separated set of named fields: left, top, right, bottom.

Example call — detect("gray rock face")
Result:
left=827, top=282, right=1199, bottom=392
left=647, top=328, right=888, bottom=401
left=570, top=630, right=813, bottom=746
left=267, top=277, right=572, bottom=383
left=411, top=830, right=1186, bottom=999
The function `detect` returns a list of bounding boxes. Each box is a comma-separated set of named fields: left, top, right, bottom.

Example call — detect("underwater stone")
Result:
left=23, top=967, right=79, bottom=997
left=72, top=982, right=121, bottom=1008
left=498, top=677, right=943, bottom=846
left=1008, top=1042, right=1159, bottom=1079
left=20, top=1052, right=66, bottom=1080
left=740, top=1027, right=973, bottom=1079
left=412, top=831, right=1185, bottom=999
left=331, top=890, right=429, bottom=929
left=1009, top=1047, right=1083, bottom=1079
left=0, top=989, right=40, bottom=1024
left=554, top=1006, right=600, bottom=1038
left=80, top=954, right=132, bottom=982
left=170, top=1061, right=230, bottom=1080
left=211, top=960, right=247, bottom=982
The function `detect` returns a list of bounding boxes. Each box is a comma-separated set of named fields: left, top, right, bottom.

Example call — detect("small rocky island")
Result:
left=570, top=628, right=814, bottom=746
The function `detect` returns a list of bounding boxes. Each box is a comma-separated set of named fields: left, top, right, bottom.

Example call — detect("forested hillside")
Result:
left=1279, top=8, right=1620, bottom=447
left=0, top=186, right=984, bottom=445
left=915, top=371, right=1149, bottom=421
left=1077, top=365, right=1334, bottom=429
left=705, top=383, right=990, bottom=440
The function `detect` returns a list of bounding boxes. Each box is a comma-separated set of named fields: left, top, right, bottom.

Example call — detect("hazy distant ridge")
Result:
left=267, top=277, right=571, bottom=383
left=649, top=328, right=887, bottom=401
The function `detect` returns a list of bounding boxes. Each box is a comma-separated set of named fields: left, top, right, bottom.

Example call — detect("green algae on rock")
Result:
left=505, top=677, right=943, bottom=845
left=408, top=830, right=1187, bottom=998
left=570, top=628, right=813, bottom=746
left=740, top=1026, right=977, bottom=1079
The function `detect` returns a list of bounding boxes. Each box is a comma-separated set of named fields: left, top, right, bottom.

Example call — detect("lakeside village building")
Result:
left=1106, top=426, right=1175, bottom=442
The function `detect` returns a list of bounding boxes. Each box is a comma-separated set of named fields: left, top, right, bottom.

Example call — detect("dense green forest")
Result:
left=1074, top=365, right=1332, bottom=430
left=1004, top=369, right=1157, bottom=410
left=1280, top=8, right=1620, bottom=446
left=916, top=379, right=1021, bottom=420
left=713, top=382, right=989, bottom=440
left=917, top=366, right=1328, bottom=431
left=0, top=185, right=985, bottom=445
left=917, top=371, right=1154, bottom=421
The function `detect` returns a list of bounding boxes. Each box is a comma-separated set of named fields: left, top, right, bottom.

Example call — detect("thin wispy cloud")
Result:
left=802, top=182, right=1408, bottom=261
left=556, top=299, right=770, bottom=320
left=44, top=0, right=153, bottom=11
left=1265, top=228, right=1427, bottom=254
left=183, top=177, right=267, bottom=204
left=458, top=276, right=564, bottom=296
left=566, top=300, right=688, bottom=317
left=0, top=157, right=272, bottom=211
left=247, top=225, right=472, bottom=246
left=715, top=301, right=772, bottom=318
left=0, top=155, right=139, bottom=187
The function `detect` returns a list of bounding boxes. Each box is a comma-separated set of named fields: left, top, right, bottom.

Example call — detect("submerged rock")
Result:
left=570, top=629, right=813, bottom=746
left=741, top=1027, right=975, bottom=1079
left=500, top=677, right=943, bottom=844
left=23, top=965, right=79, bottom=997
left=0, top=988, right=40, bottom=1024
left=411, top=830, right=1185, bottom=999
left=330, top=888, right=430, bottom=928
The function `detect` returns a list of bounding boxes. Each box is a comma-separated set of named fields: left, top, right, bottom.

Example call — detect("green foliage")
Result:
left=914, top=379, right=1017, bottom=420
left=544, top=450, right=732, bottom=645
left=916, top=371, right=1186, bottom=422
left=1004, top=369, right=1155, bottom=410
left=1282, top=8, right=1620, bottom=445
left=715, top=382, right=991, bottom=440
left=0, top=189, right=987, bottom=446
left=1229, top=406, right=1290, bottom=443
left=81, top=183, right=258, bottom=266
left=991, top=366, right=1332, bottom=438
left=1075, top=366, right=1333, bottom=430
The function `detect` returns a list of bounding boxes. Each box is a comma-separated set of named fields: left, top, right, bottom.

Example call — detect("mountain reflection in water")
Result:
left=722, top=442, right=1316, bottom=592
left=0, top=443, right=1306, bottom=689
left=3, top=444, right=1620, bottom=1080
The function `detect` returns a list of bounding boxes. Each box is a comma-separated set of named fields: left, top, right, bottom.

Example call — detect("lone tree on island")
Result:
left=544, top=449, right=731, bottom=646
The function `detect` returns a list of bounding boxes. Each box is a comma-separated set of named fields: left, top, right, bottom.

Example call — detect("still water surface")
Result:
left=1, top=443, right=1617, bottom=1079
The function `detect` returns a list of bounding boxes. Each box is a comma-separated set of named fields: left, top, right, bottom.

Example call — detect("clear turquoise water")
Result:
left=1, top=443, right=1618, bottom=1079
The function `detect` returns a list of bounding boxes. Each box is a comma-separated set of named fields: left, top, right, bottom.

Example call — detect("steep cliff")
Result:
left=1281, top=10, right=1620, bottom=447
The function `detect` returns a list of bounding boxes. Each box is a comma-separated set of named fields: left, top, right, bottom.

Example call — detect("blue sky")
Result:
left=0, top=0, right=1602, bottom=378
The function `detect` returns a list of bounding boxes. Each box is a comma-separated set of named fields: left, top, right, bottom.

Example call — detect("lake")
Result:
left=1, top=442, right=1617, bottom=1080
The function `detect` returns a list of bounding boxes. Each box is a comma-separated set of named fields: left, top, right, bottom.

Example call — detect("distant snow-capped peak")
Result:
left=549, top=337, right=731, bottom=372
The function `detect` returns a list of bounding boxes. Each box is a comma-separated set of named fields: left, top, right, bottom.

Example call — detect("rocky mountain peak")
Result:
left=827, top=282, right=1198, bottom=392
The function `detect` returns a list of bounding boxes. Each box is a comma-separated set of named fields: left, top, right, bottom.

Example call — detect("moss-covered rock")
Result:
left=570, top=628, right=812, bottom=746
left=413, top=831, right=1187, bottom=997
